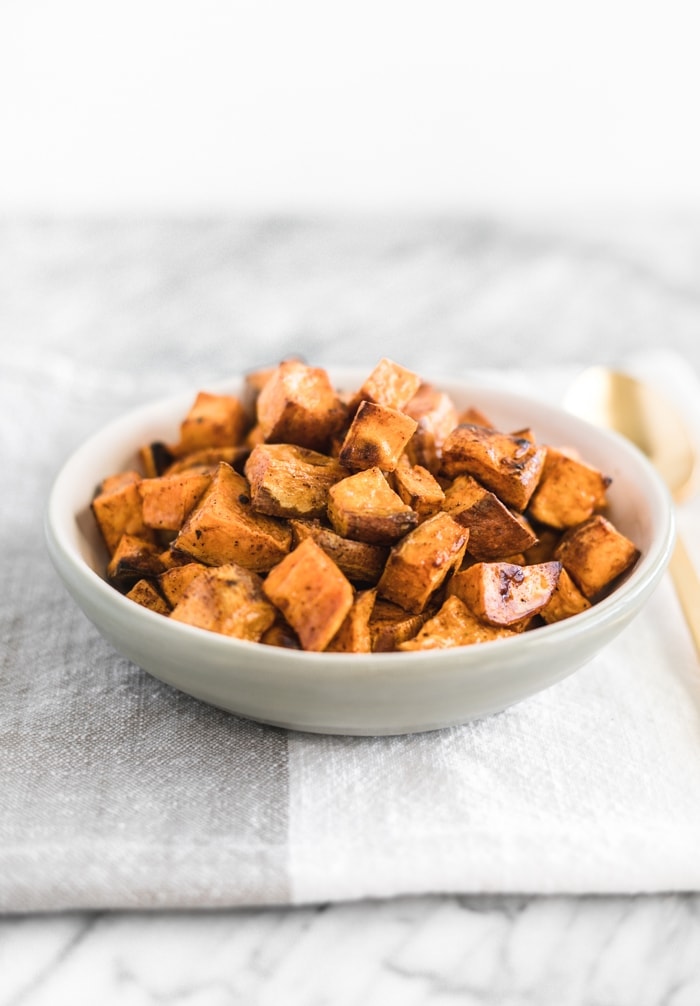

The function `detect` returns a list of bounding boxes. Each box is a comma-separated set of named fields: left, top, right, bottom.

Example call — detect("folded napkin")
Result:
left=2, top=346, right=700, bottom=912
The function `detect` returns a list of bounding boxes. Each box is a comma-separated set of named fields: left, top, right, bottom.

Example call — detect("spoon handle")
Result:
left=669, top=535, right=700, bottom=659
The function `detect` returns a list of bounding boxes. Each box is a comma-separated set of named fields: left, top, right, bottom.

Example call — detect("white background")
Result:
left=1, top=0, right=700, bottom=215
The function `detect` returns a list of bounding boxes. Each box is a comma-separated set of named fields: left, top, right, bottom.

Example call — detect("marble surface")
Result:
left=3, top=213, right=700, bottom=1004
left=3, top=894, right=700, bottom=1005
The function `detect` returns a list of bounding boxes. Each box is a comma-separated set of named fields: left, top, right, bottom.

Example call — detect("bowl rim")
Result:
left=45, top=367, right=677, bottom=674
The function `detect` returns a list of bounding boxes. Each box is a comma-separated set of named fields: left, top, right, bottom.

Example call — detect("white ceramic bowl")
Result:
left=45, top=369, right=675, bottom=736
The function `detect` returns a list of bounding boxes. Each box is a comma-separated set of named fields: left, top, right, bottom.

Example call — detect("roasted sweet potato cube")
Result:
left=540, top=567, right=592, bottom=623
left=441, top=424, right=546, bottom=511
left=256, top=359, right=347, bottom=451
left=172, top=391, right=248, bottom=456
left=442, top=474, right=538, bottom=560
left=369, top=599, right=434, bottom=652
left=161, top=545, right=210, bottom=570
left=327, top=589, right=377, bottom=653
left=139, top=442, right=175, bottom=478
left=171, top=462, right=292, bottom=572
left=241, top=365, right=277, bottom=419
left=338, top=401, right=417, bottom=473
left=107, top=534, right=167, bottom=591
left=98, top=470, right=141, bottom=495
left=164, top=446, right=249, bottom=476
left=448, top=560, right=562, bottom=628
left=170, top=563, right=277, bottom=641
left=244, top=424, right=266, bottom=450
left=289, top=519, right=388, bottom=584
left=244, top=443, right=347, bottom=519
left=399, top=595, right=518, bottom=650
left=259, top=618, right=302, bottom=649
left=377, top=512, right=469, bottom=614
left=458, top=406, right=493, bottom=428
left=91, top=472, right=155, bottom=556
left=158, top=548, right=187, bottom=571
left=327, top=467, right=418, bottom=544
left=511, top=426, right=538, bottom=442
left=404, top=383, right=460, bottom=473
left=138, top=472, right=212, bottom=531
left=391, top=456, right=445, bottom=520
left=158, top=562, right=209, bottom=606
left=498, top=553, right=527, bottom=566
left=126, top=578, right=171, bottom=615
left=262, top=538, right=354, bottom=652
left=523, top=526, right=562, bottom=564
left=554, top=515, right=640, bottom=599
left=528, top=447, right=611, bottom=529
left=348, top=357, right=421, bottom=413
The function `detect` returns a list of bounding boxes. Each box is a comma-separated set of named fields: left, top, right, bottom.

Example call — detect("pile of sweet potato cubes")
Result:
left=91, top=358, right=640, bottom=653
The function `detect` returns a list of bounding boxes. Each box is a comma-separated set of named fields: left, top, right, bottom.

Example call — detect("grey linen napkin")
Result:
left=2, top=350, right=291, bottom=909
left=3, top=343, right=700, bottom=912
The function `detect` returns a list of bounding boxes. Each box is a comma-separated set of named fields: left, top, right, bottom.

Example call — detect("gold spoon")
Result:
left=565, top=366, right=700, bottom=657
